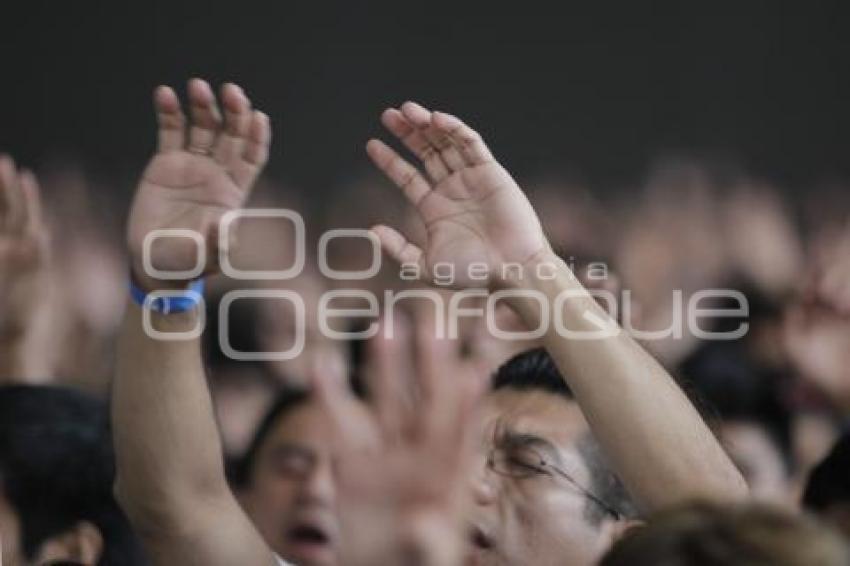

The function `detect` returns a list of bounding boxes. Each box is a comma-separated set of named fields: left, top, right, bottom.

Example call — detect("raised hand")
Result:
left=0, top=156, right=49, bottom=321
left=127, top=79, right=270, bottom=290
left=783, top=221, right=850, bottom=411
left=367, top=102, right=550, bottom=290
left=814, top=221, right=850, bottom=315
left=313, top=325, right=485, bottom=566
left=783, top=302, right=850, bottom=412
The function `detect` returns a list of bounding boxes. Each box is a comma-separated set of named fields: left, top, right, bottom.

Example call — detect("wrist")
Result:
left=130, top=261, right=196, bottom=294
left=498, top=250, right=608, bottom=332
left=496, top=247, right=564, bottom=292
left=129, top=276, right=205, bottom=316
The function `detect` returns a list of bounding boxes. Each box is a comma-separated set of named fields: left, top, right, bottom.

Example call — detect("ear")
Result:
left=34, top=520, right=104, bottom=565
left=596, top=515, right=644, bottom=549
left=610, top=518, right=644, bottom=542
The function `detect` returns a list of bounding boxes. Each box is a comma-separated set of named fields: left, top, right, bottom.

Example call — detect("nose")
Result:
left=298, top=458, right=335, bottom=505
left=470, top=453, right=498, bottom=506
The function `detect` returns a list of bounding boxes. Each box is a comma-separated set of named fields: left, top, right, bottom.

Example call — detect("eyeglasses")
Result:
left=486, top=442, right=622, bottom=520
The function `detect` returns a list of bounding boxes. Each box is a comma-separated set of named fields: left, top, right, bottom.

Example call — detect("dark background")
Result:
left=1, top=1, right=848, bottom=197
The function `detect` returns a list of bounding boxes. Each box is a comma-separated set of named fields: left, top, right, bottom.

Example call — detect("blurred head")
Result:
left=467, top=349, right=635, bottom=566
left=599, top=502, right=849, bottom=566
left=803, top=432, right=850, bottom=538
left=0, top=385, right=146, bottom=566
left=680, top=340, right=793, bottom=503
left=235, top=388, right=368, bottom=566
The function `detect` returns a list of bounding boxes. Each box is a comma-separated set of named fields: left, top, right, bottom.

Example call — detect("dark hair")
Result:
left=600, top=502, right=849, bottom=566
left=231, top=387, right=312, bottom=487
left=679, top=340, right=793, bottom=474
left=803, top=432, right=850, bottom=512
left=0, top=385, right=146, bottom=565
left=491, top=348, right=636, bottom=522
left=492, top=347, right=574, bottom=398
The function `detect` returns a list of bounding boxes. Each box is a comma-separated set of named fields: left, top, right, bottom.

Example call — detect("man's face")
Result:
left=466, top=388, right=617, bottom=566
left=242, top=397, right=366, bottom=566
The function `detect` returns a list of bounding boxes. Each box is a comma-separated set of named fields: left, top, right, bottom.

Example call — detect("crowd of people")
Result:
left=1, top=78, right=849, bottom=565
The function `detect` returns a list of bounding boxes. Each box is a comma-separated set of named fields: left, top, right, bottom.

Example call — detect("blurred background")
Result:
left=1, top=1, right=849, bottom=196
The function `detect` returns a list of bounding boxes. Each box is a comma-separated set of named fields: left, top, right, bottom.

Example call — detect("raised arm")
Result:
left=366, top=102, right=748, bottom=513
left=112, top=79, right=278, bottom=565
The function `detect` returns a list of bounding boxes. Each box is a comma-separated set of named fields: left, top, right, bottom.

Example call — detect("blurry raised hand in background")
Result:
left=0, top=156, right=53, bottom=381
left=784, top=220, right=850, bottom=416
left=315, top=322, right=485, bottom=566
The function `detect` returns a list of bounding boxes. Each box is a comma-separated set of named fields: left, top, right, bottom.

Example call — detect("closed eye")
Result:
left=507, top=454, right=548, bottom=474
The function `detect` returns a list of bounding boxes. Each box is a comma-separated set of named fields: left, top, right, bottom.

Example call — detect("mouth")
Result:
left=287, top=523, right=331, bottom=547
left=469, top=525, right=494, bottom=550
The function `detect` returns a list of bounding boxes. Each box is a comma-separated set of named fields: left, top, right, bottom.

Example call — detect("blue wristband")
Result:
left=129, top=278, right=206, bottom=314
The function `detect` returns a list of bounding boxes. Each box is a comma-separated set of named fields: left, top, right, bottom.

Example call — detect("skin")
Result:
left=0, top=156, right=51, bottom=382
left=310, top=328, right=485, bottom=566
left=719, top=421, right=790, bottom=505
left=240, top=397, right=370, bottom=566
left=0, top=490, right=24, bottom=566
left=468, top=389, right=617, bottom=566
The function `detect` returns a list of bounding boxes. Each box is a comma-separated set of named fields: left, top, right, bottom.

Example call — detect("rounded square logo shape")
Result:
left=142, top=291, right=206, bottom=340
left=318, top=229, right=382, bottom=280
left=142, top=229, right=206, bottom=280
left=219, top=209, right=305, bottom=280
left=219, top=290, right=305, bottom=360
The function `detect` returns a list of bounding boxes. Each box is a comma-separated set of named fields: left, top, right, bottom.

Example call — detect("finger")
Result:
left=414, top=328, right=468, bottom=444
left=370, top=224, right=426, bottom=271
left=309, top=359, right=355, bottom=434
left=187, top=78, right=222, bottom=154
left=400, top=102, right=467, bottom=173
left=431, top=111, right=495, bottom=165
left=366, top=138, right=432, bottom=206
left=0, top=156, right=25, bottom=233
left=214, top=83, right=252, bottom=170
left=232, top=110, right=271, bottom=190
left=450, top=362, right=487, bottom=456
left=381, top=108, right=450, bottom=182
left=154, top=85, right=186, bottom=152
left=18, top=169, right=44, bottom=236
left=0, top=154, right=16, bottom=226
left=822, top=271, right=850, bottom=315
left=818, top=269, right=843, bottom=308
left=414, top=327, right=448, bottom=406
left=366, top=316, right=409, bottom=440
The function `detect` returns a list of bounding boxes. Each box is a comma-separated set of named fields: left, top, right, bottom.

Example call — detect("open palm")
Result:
left=0, top=156, right=49, bottom=322
left=313, top=327, right=484, bottom=566
left=127, top=79, right=270, bottom=290
left=367, top=102, right=549, bottom=289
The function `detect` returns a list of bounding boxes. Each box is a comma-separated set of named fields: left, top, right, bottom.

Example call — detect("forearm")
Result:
left=507, top=253, right=748, bottom=511
left=112, top=300, right=227, bottom=524
left=0, top=275, right=53, bottom=382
